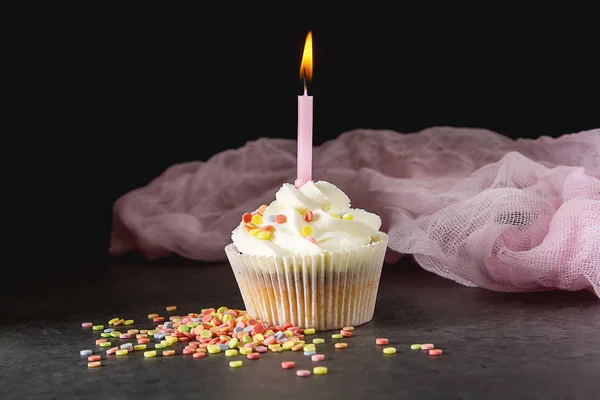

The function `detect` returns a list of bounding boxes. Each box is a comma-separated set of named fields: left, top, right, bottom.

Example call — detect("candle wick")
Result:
left=303, top=77, right=307, bottom=95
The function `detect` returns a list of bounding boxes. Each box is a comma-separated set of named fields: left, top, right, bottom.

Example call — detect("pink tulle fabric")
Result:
left=110, top=127, right=600, bottom=297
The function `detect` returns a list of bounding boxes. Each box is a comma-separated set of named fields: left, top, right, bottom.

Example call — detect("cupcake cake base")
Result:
left=225, top=234, right=388, bottom=331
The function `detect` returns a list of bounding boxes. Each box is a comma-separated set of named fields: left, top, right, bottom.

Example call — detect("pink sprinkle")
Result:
left=311, top=354, right=325, bottom=361
left=264, top=336, right=276, bottom=345
left=106, top=347, right=118, bottom=355
left=255, top=346, right=268, bottom=353
left=306, top=236, right=316, bottom=243
left=421, top=343, right=434, bottom=350
left=81, top=322, right=93, bottom=328
left=119, top=333, right=131, bottom=339
left=296, top=369, right=312, bottom=377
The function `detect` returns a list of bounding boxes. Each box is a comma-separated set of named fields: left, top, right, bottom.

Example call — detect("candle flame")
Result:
left=299, top=31, right=313, bottom=90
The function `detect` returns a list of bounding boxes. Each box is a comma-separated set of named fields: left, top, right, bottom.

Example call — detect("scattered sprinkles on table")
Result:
left=78, top=305, right=444, bottom=375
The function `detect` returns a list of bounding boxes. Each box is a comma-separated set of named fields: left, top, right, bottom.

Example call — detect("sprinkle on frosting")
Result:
left=232, top=181, right=382, bottom=256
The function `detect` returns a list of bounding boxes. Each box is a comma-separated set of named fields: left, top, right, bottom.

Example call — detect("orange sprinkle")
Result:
left=304, top=210, right=313, bottom=222
left=281, top=361, right=296, bottom=369
left=334, top=343, right=348, bottom=349
left=261, top=225, right=275, bottom=232
left=258, top=205, right=268, bottom=215
left=162, top=350, right=175, bottom=356
left=242, top=213, right=253, bottom=223
left=429, top=349, right=443, bottom=356
left=275, top=214, right=287, bottom=223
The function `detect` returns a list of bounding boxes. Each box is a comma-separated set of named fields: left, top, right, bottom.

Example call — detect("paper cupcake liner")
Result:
left=225, top=233, right=388, bottom=331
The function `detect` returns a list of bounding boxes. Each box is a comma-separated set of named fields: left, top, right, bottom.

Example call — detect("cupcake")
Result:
left=225, top=180, right=387, bottom=331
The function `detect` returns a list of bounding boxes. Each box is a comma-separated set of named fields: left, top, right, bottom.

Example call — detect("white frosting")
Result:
left=231, top=181, right=382, bottom=256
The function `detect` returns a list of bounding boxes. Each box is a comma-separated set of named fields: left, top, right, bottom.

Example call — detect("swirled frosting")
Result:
left=231, top=181, right=382, bottom=256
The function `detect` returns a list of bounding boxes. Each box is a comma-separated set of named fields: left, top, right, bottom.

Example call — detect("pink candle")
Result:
left=295, top=31, right=313, bottom=188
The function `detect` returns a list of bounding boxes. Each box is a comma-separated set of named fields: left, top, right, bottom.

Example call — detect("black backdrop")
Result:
left=13, top=5, right=598, bottom=271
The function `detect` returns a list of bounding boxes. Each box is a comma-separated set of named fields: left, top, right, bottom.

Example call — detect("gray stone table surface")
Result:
left=1, top=258, right=598, bottom=400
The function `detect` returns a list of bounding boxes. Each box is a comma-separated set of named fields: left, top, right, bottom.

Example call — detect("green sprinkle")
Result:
left=331, top=334, right=343, bottom=339
left=383, top=347, right=397, bottom=355
left=155, top=343, right=166, bottom=349
left=100, top=332, right=112, bottom=338
left=303, top=328, right=316, bottom=335
left=410, top=344, right=421, bottom=350
left=312, top=338, right=325, bottom=344
left=99, top=342, right=112, bottom=347
left=225, top=349, right=238, bottom=357
left=229, top=360, right=243, bottom=368
left=92, top=325, right=104, bottom=331
left=110, top=331, right=121, bottom=338
left=228, top=338, right=239, bottom=349
left=177, top=325, right=190, bottom=333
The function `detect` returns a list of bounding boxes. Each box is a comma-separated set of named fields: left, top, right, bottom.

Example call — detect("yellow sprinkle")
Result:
left=115, top=349, right=128, bottom=356
left=124, top=319, right=134, bottom=325
left=155, top=343, right=166, bottom=349
left=301, top=225, right=313, bottom=236
left=229, top=360, right=243, bottom=368
left=225, top=349, right=238, bottom=357
left=268, top=344, right=281, bottom=350
left=330, top=213, right=340, bottom=218
left=108, top=318, right=119, bottom=325
left=342, top=214, right=354, bottom=220
left=271, top=347, right=284, bottom=353
left=313, top=366, right=328, bottom=375
left=249, top=228, right=261, bottom=236
left=147, top=313, right=158, bottom=319
left=303, top=328, right=316, bottom=335
left=253, top=333, right=265, bottom=343
left=284, top=330, right=293, bottom=337
left=251, top=214, right=263, bottom=225
left=342, top=326, right=355, bottom=331
left=239, top=347, right=252, bottom=355
left=312, top=338, right=325, bottom=344
left=134, top=345, right=147, bottom=351
left=207, top=345, right=221, bottom=354
left=282, top=341, right=295, bottom=350
left=383, top=347, right=397, bottom=355
left=257, top=231, right=271, bottom=240
left=144, top=350, right=157, bottom=358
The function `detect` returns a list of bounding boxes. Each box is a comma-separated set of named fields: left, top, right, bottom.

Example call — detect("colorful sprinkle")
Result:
left=301, top=225, right=313, bottom=236
left=247, top=352, right=260, bottom=359
left=258, top=205, right=268, bottom=215
left=80, top=350, right=92, bottom=356
left=166, top=306, right=177, bottom=312
left=341, top=330, right=352, bottom=337
left=296, top=369, right=311, bottom=377
left=304, top=210, right=313, bottom=222
left=81, top=322, right=93, bottom=328
left=303, top=328, right=316, bottom=335
left=229, top=360, right=243, bottom=368
left=162, top=350, right=175, bottom=356
left=242, top=213, right=253, bottom=223
left=421, top=343, right=434, bottom=350
left=383, top=347, right=396, bottom=355
left=312, top=338, right=325, bottom=344
left=193, top=352, right=206, bottom=359
left=313, top=366, right=328, bottom=375
left=410, top=344, right=421, bottom=350
left=115, top=349, right=128, bottom=356
left=342, top=326, right=355, bottom=331
left=376, top=338, right=389, bottom=345
left=281, top=361, right=296, bottom=369
left=257, top=231, right=272, bottom=240
left=92, top=325, right=104, bottom=331
left=251, top=214, right=263, bottom=225
left=429, top=349, right=443, bottom=356
left=88, top=355, right=101, bottom=362
left=335, top=343, right=348, bottom=349
left=331, top=334, right=343, bottom=339
left=342, top=213, right=354, bottom=220
left=311, top=354, right=325, bottom=361
left=87, top=361, right=101, bottom=368
left=275, top=214, right=287, bottom=223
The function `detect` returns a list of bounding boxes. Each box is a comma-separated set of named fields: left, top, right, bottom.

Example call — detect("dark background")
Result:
left=13, top=5, right=598, bottom=272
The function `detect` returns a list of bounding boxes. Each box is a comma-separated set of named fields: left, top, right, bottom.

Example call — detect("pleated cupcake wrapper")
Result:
left=225, top=233, right=388, bottom=331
